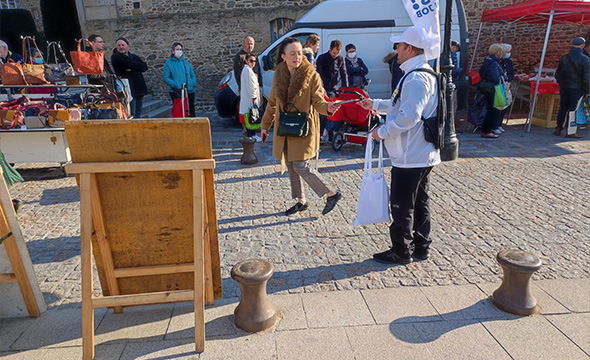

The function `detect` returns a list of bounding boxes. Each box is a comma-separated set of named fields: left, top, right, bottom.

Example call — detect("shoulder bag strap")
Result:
left=282, top=102, right=303, bottom=113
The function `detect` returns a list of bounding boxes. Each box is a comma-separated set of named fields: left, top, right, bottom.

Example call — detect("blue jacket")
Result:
left=479, top=55, right=505, bottom=84
left=500, top=58, right=514, bottom=82
left=163, top=55, right=197, bottom=93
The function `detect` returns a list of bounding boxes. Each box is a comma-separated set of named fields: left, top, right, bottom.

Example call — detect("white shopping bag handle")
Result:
left=364, top=134, right=384, bottom=176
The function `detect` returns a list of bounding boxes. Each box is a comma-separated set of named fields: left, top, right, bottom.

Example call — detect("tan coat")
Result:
left=261, top=58, right=329, bottom=162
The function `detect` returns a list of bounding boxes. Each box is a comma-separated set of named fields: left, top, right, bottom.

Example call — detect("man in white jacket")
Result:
left=359, top=26, right=441, bottom=264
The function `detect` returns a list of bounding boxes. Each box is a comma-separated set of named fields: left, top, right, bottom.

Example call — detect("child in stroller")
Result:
left=325, top=87, right=382, bottom=151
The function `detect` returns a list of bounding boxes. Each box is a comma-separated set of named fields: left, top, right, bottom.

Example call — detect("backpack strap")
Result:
left=393, top=67, right=437, bottom=105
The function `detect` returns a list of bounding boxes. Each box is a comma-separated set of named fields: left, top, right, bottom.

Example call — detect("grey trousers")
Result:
left=286, top=160, right=331, bottom=200
left=284, top=141, right=331, bottom=200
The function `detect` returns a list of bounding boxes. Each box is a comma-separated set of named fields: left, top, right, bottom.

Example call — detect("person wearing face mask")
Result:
left=495, top=43, right=515, bottom=133
left=344, top=44, right=369, bottom=89
left=111, top=37, right=148, bottom=118
left=163, top=42, right=197, bottom=117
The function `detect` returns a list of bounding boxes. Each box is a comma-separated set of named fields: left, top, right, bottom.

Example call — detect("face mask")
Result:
left=174, top=50, right=183, bottom=58
left=34, top=58, right=43, bottom=64
left=347, top=52, right=356, bottom=59
left=504, top=52, right=511, bottom=59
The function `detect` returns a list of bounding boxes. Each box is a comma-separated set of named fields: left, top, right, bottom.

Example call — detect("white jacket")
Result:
left=374, top=54, right=441, bottom=168
left=239, top=65, right=261, bottom=114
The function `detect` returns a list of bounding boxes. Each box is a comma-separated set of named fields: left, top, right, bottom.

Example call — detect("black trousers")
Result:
left=389, top=166, right=433, bottom=257
left=169, top=91, right=196, bottom=117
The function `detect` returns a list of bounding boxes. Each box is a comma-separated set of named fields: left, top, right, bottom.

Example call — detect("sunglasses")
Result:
left=248, top=59, right=257, bottom=63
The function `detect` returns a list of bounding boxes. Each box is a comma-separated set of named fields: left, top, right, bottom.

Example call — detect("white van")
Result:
left=214, top=0, right=469, bottom=120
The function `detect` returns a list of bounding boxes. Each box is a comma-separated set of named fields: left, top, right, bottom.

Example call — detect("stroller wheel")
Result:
left=332, top=132, right=345, bottom=151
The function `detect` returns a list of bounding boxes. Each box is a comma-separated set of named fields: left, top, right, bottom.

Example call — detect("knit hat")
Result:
left=116, top=37, right=129, bottom=45
left=572, top=37, right=586, bottom=46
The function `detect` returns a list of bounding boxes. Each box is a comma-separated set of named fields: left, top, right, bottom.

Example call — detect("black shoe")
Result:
left=372, top=249, right=412, bottom=265
left=413, top=248, right=430, bottom=261
left=285, top=202, right=308, bottom=216
left=12, top=199, right=21, bottom=213
left=322, top=191, right=341, bottom=215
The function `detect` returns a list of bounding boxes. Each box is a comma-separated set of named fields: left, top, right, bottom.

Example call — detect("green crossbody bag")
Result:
left=277, top=102, right=309, bottom=137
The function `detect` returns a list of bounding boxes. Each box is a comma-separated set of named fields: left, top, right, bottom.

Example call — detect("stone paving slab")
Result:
left=361, top=287, right=440, bottom=324
left=345, top=324, right=431, bottom=360
left=545, top=313, right=590, bottom=355
left=482, top=315, right=590, bottom=360
left=412, top=320, right=512, bottom=360
left=276, top=327, right=353, bottom=360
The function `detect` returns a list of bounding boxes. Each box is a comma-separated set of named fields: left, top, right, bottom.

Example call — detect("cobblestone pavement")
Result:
left=8, top=111, right=590, bottom=309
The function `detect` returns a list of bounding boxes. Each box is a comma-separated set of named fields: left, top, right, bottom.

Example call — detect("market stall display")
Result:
left=470, top=0, right=590, bottom=131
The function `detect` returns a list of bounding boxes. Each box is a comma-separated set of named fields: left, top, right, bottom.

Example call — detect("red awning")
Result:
left=481, top=0, right=590, bottom=25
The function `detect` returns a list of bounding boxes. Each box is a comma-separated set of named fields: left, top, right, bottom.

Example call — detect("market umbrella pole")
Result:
left=526, top=10, right=555, bottom=133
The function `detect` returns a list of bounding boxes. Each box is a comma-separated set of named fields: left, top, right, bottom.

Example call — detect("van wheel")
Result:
left=332, top=132, right=345, bottom=151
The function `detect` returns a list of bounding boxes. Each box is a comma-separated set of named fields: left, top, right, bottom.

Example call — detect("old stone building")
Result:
left=5, top=0, right=589, bottom=111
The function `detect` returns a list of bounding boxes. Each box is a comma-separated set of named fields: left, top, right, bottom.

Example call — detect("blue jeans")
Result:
left=130, top=95, right=144, bottom=119
left=325, top=120, right=341, bottom=140
left=556, top=87, right=585, bottom=130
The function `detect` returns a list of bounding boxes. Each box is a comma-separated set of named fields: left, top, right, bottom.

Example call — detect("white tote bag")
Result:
left=354, top=136, right=390, bottom=226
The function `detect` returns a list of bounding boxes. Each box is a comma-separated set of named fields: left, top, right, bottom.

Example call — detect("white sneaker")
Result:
left=498, top=127, right=505, bottom=132
left=253, top=135, right=262, bottom=143
left=492, top=129, right=502, bottom=135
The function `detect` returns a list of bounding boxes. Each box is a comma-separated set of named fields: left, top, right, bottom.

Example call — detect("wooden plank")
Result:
left=0, top=273, right=17, bottom=283
left=193, top=169, right=205, bottom=353
left=203, top=190, right=214, bottom=305
left=113, top=263, right=194, bottom=278
left=204, top=169, right=222, bottom=299
left=92, top=290, right=194, bottom=308
left=0, top=177, right=41, bottom=318
left=66, top=159, right=215, bottom=175
left=90, top=174, right=123, bottom=314
left=80, top=174, right=95, bottom=360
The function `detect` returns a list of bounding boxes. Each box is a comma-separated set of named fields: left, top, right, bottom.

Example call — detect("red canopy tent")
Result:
left=470, top=0, right=590, bottom=131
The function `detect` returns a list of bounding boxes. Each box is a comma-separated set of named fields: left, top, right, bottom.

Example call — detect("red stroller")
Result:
left=327, top=87, right=382, bottom=151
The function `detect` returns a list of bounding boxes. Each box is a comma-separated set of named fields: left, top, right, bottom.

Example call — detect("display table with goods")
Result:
left=468, top=71, right=561, bottom=128
left=0, top=84, right=130, bottom=166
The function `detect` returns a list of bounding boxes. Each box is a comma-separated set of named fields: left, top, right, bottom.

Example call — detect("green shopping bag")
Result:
left=493, top=79, right=509, bottom=110
left=244, top=111, right=261, bottom=130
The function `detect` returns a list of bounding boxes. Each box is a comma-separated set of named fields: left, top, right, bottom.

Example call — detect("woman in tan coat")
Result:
left=260, top=37, right=342, bottom=216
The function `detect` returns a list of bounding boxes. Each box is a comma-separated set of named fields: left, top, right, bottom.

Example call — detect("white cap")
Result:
left=390, top=26, right=439, bottom=60
left=390, top=26, right=430, bottom=50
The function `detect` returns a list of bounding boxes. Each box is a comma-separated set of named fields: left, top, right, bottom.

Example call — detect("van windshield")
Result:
left=266, top=33, right=314, bottom=70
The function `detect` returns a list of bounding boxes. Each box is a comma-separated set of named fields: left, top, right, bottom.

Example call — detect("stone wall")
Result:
left=83, top=2, right=318, bottom=109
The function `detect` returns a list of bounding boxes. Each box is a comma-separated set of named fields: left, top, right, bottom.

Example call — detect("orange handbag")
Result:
left=22, top=36, right=49, bottom=85
left=70, top=39, right=104, bottom=75
left=1, top=59, right=27, bottom=85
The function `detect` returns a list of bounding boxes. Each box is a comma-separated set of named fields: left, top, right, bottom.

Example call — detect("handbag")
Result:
left=45, top=41, right=76, bottom=83
left=1, top=59, right=27, bottom=85
left=354, top=135, right=390, bottom=226
left=22, top=36, right=49, bottom=85
left=277, top=102, right=309, bottom=137
left=47, top=103, right=82, bottom=127
left=85, top=93, right=121, bottom=120
left=0, top=109, right=24, bottom=129
left=245, top=105, right=261, bottom=130
left=576, top=96, right=590, bottom=126
left=70, top=38, right=104, bottom=75
left=493, top=79, right=509, bottom=110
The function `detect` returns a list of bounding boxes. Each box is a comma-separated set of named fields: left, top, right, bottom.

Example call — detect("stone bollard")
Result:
left=239, top=136, right=258, bottom=165
left=231, top=259, right=276, bottom=332
left=491, top=249, right=542, bottom=316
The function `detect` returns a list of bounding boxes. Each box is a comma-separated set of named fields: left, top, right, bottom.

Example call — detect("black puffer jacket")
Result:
left=111, top=50, right=148, bottom=97
left=555, top=47, right=590, bottom=93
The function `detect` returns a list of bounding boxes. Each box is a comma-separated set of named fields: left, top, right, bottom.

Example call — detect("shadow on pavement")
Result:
left=389, top=299, right=515, bottom=343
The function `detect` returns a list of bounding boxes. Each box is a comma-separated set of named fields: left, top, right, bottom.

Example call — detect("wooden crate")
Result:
left=531, top=93, right=560, bottom=128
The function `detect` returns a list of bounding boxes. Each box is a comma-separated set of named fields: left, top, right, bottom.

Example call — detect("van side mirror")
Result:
left=262, top=55, right=273, bottom=71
